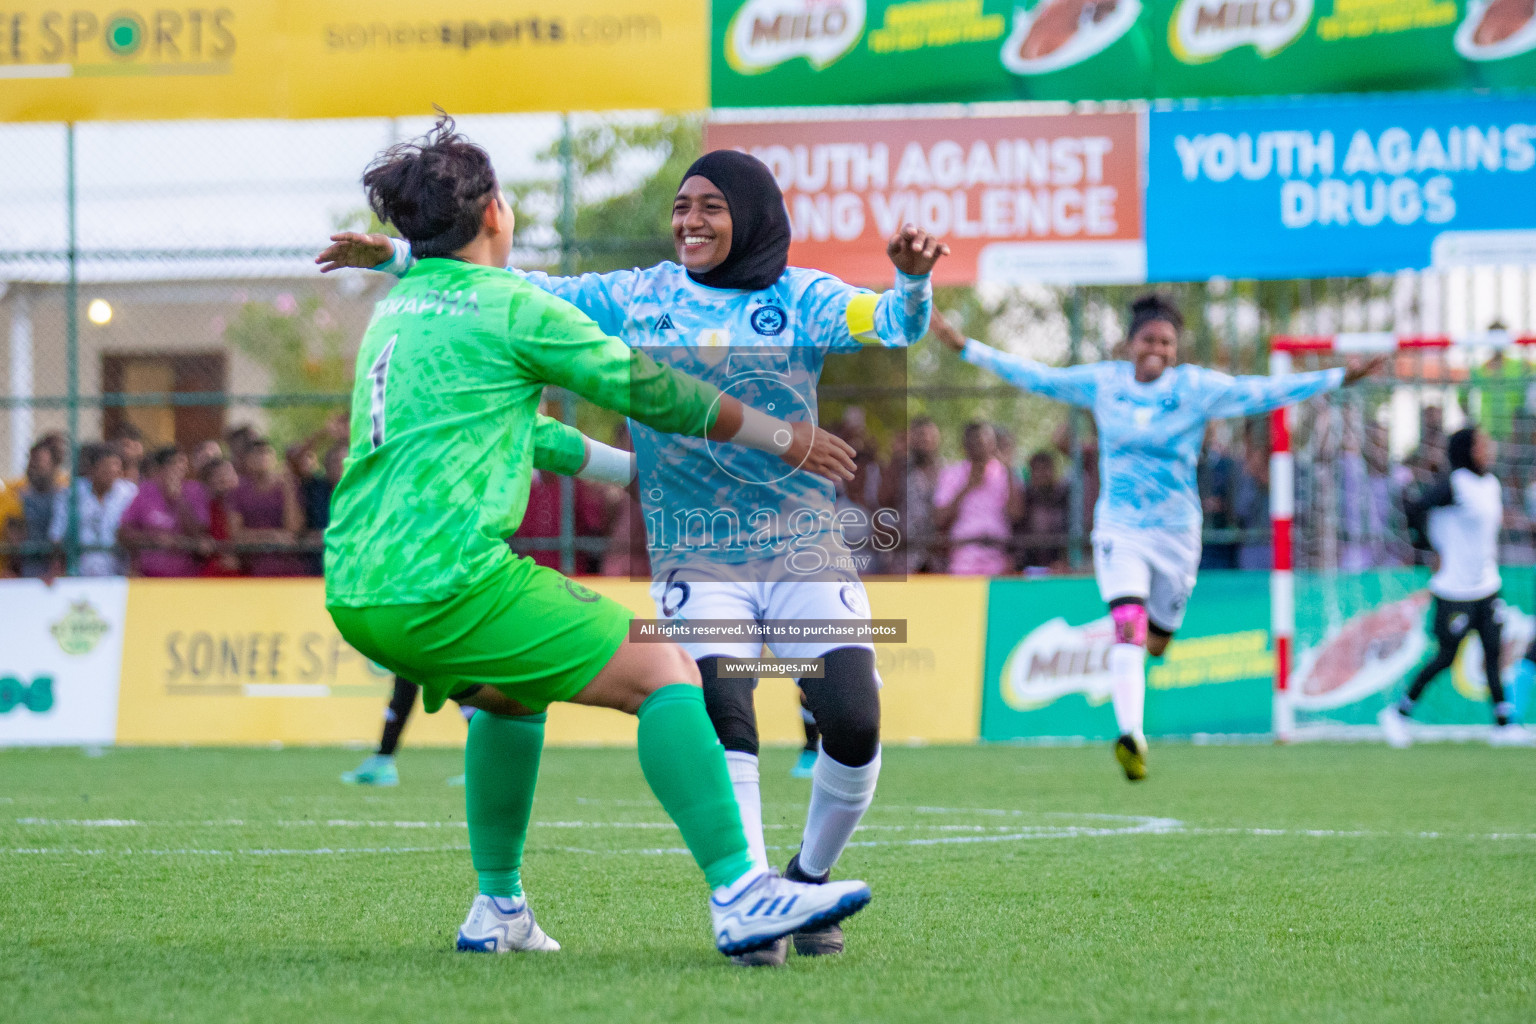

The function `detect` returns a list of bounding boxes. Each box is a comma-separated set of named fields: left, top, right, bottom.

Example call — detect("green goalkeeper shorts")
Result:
left=328, top=556, right=632, bottom=714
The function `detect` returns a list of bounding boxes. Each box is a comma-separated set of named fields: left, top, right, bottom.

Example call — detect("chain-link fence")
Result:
left=3, top=114, right=1534, bottom=579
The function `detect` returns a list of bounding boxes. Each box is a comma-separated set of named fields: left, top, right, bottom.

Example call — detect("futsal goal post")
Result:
left=1269, top=331, right=1536, bottom=741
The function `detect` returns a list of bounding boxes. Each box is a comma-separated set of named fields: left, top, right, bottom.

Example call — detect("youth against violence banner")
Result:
left=704, top=113, right=1145, bottom=286
left=712, top=0, right=1536, bottom=109
left=0, top=0, right=706, bottom=121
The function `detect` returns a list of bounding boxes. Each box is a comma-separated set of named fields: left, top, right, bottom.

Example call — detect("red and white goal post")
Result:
left=1268, top=331, right=1536, bottom=741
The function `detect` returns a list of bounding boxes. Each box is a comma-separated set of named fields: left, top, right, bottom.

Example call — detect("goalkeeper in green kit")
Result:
left=324, top=117, right=873, bottom=958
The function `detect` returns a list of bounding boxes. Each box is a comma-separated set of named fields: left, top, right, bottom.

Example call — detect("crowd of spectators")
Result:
left=14, top=374, right=1536, bottom=581
left=0, top=409, right=1300, bottom=582
left=0, top=418, right=347, bottom=580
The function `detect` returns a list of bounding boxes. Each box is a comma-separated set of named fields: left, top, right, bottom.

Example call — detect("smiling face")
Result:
left=672, top=176, right=733, bottom=273
left=1128, top=317, right=1179, bottom=383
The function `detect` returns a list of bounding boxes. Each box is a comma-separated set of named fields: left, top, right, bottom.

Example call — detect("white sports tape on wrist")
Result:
left=383, top=236, right=412, bottom=273
left=577, top=440, right=637, bottom=485
left=733, top=405, right=795, bottom=456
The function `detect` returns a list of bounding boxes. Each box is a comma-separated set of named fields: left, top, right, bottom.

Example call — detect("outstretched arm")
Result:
left=513, top=298, right=855, bottom=482
left=817, top=226, right=946, bottom=351
left=1201, top=356, right=1384, bottom=419
left=1200, top=368, right=1342, bottom=419
left=873, top=225, right=947, bottom=346
left=930, top=310, right=1100, bottom=407
left=533, top=415, right=637, bottom=485
left=318, top=232, right=637, bottom=336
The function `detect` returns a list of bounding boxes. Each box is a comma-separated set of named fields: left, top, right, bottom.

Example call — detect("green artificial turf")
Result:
left=2, top=743, right=1533, bottom=1023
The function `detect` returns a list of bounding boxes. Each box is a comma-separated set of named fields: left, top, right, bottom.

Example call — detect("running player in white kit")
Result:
left=933, top=294, right=1381, bottom=780
left=318, top=149, right=947, bottom=963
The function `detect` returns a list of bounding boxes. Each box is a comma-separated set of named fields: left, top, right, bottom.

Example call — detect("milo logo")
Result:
left=726, top=0, right=866, bottom=73
left=1170, top=0, right=1313, bottom=62
left=999, top=615, right=1116, bottom=711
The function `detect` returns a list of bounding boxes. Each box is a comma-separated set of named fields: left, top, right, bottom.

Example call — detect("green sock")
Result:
left=465, top=710, right=546, bottom=898
left=636, top=684, right=755, bottom=890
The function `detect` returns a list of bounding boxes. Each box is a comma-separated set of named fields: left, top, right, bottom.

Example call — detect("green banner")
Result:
left=1292, top=568, right=1535, bottom=728
left=713, top=0, right=1536, bottom=108
left=979, top=572, right=1273, bottom=742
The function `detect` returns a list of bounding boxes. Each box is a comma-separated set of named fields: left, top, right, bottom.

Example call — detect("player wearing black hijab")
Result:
left=1383, top=426, right=1533, bottom=747
left=319, top=147, right=949, bottom=966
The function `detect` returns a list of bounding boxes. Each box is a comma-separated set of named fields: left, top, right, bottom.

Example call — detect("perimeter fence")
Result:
left=3, top=113, right=1534, bottom=578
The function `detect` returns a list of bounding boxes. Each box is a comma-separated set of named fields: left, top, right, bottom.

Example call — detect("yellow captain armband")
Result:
left=845, top=292, right=881, bottom=344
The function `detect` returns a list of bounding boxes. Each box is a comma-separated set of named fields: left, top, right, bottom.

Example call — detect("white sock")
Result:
left=798, top=746, right=881, bottom=878
left=724, top=750, right=769, bottom=873
left=1108, top=643, right=1146, bottom=740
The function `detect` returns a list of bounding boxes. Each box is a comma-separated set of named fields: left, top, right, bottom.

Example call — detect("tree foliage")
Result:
left=224, top=296, right=349, bottom=451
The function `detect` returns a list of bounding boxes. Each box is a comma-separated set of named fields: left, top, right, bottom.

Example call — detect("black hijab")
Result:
left=1448, top=426, right=1481, bottom=474
left=678, top=150, right=791, bottom=291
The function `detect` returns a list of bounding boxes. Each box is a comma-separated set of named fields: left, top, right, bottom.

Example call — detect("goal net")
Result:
left=1272, top=332, right=1536, bottom=740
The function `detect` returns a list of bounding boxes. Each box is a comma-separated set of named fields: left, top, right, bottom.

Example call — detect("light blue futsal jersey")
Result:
left=527, top=263, right=929, bottom=578
left=380, top=242, right=930, bottom=578
left=962, top=340, right=1344, bottom=534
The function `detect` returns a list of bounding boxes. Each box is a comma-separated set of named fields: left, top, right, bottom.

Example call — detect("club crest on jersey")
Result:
left=750, top=305, right=787, bottom=336
left=563, top=579, right=602, bottom=604
left=655, top=313, right=676, bottom=330
left=839, top=582, right=866, bottom=615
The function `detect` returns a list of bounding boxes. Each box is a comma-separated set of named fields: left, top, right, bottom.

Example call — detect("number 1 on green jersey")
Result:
left=368, top=336, right=397, bottom=449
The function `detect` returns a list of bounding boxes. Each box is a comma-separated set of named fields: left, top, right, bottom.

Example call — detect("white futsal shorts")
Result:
left=1091, top=525, right=1202, bottom=634
left=650, top=566, right=876, bottom=662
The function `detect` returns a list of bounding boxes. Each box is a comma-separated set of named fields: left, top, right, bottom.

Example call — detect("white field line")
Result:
left=6, top=810, right=1536, bottom=858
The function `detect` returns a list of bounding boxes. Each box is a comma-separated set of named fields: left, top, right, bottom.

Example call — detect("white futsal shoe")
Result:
left=711, top=870, right=872, bottom=957
left=1377, top=706, right=1412, bottom=749
left=1489, top=723, right=1536, bottom=747
left=455, top=894, right=560, bottom=953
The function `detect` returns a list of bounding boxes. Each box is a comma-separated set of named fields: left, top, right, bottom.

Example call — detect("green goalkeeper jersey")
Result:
left=325, top=257, right=720, bottom=607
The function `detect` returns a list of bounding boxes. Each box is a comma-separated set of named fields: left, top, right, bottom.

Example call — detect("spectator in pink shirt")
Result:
left=933, top=421, right=1020, bottom=576
left=230, top=438, right=309, bottom=577
left=118, top=446, right=210, bottom=577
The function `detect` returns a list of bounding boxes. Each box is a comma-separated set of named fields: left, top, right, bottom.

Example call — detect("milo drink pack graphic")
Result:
left=711, top=0, right=1536, bottom=107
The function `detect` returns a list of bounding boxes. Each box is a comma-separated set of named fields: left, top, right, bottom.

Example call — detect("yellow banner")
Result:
left=114, top=576, right=985, bottom=747
left=0, top=1, right=706, bottom=122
